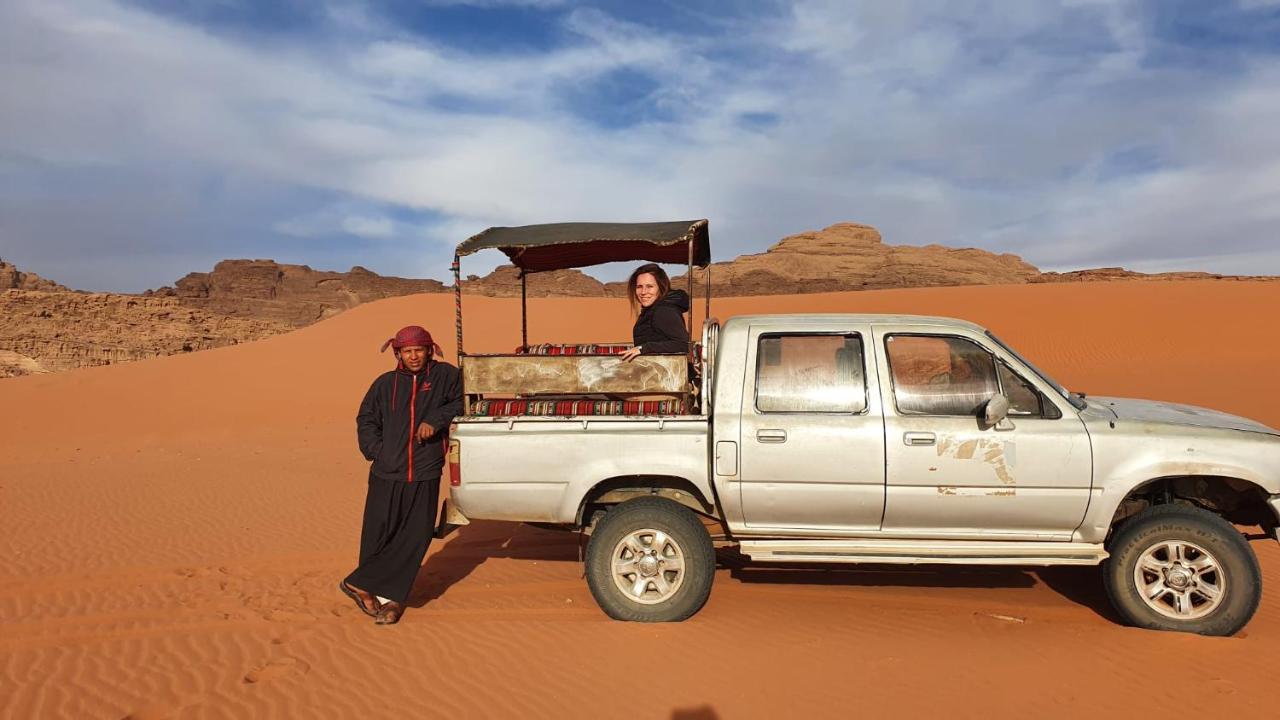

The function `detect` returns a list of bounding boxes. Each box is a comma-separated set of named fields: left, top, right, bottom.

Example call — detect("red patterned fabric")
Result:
left=471, top=398, right=684, bottom=416
left=518, top=343, right=633, bottom=355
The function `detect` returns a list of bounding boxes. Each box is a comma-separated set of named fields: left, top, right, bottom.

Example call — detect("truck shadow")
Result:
left=1032, top=566, right=1123, bottom=623
left=406, top=520, right=581, bottom=608
left=405, top=526, right=1119, bottom=622
left=720, top=549, right=1119, bottom=620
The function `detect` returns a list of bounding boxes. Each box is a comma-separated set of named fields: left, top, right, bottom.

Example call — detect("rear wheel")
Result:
left=585, top=497, right=715, bottom=622
left=1104, top=504, right=1261, bottom=636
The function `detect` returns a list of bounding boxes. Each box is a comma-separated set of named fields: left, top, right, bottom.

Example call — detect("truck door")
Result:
left=875, top=328, right=1092, bottom=538
left=738, top=323, right=886, bottom=531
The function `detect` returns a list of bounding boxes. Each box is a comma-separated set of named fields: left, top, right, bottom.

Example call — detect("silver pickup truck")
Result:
left=449, top=313, right=1280, bottom=636
left=442, top=220, right=1278, bottom=636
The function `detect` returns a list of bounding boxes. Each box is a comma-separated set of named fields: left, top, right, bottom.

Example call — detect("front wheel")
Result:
left=585, top=497, right=715, bottom=622
left=1103, top=504, right=1261, bottom=636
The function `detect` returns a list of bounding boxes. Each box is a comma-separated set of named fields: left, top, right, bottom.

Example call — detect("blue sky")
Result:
left=2, top=0, right=1279, bottom=292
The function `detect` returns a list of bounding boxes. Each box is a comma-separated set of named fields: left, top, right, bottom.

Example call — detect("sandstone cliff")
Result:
left=461, top=265, right=611, bottom=297
left=1, top=259, right=70, bottom=292
left=654, top=223, right=1041, bottom=296
left=146, top=259, right=449, bottom=327
left=5, top=223, right=1276, bottom=379
left=0, top=289, right=289, bottom=377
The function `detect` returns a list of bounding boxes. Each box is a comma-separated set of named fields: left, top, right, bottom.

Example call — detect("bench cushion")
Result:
left=471, top=398, right=685, bottom=417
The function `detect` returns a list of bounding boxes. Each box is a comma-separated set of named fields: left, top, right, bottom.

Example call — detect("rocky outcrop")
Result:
left=650, top=223, right=1042, bottom=296
left=1032, top=267, right=1253, bottom=283
left=1, top=259, right=70, bottom=292
left=461, top=265, right=612, bottom=297
left=5, top=225, right=1276, bottom=379
left=0, top=290, right=289, bottom=377
left=146, top=260, right=449, bottom=327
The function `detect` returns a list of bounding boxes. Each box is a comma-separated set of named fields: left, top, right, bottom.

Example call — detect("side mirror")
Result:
left=983, top=394, right=1010, bottom=427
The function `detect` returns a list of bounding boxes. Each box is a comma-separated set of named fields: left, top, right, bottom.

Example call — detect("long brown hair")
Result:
left=626, top=263, right=671, bottom=315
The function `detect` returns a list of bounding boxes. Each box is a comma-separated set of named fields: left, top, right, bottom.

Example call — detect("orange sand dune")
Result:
left=2, top=280, right=1278, bottom=719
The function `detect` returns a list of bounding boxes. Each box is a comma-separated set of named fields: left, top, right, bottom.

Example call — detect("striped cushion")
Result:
left=519, top=343, right=633, bottom=355
left=471, top=399, right=684, bottom=417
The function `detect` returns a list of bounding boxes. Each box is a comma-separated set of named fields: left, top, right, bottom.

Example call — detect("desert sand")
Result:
left=2, top=280, right=1278, bottom=719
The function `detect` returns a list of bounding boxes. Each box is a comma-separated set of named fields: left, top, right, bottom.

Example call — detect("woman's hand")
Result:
left=619, top=346, right=643, bottom=362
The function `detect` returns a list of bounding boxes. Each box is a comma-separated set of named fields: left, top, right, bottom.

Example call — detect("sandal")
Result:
left=375, top=601, right=404, bottom=625
left=339, top=580, right=379, bottom=617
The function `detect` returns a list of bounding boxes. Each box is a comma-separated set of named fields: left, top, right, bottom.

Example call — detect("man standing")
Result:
left=340, top=325, right=463, bottom=625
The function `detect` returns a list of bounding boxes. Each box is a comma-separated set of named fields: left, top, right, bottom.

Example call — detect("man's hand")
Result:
left=619, top=346, right=643, bottom=362
left=417, top=422, right=435, bottom=443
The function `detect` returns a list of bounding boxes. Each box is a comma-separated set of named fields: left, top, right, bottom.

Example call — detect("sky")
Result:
left=2, top=0, right=1279, bottom=292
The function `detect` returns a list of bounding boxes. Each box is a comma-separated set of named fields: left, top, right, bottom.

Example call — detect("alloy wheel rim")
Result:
left=1133, top=540, right=1226, bottom=620
left=611, top=528, right=686, bottom=605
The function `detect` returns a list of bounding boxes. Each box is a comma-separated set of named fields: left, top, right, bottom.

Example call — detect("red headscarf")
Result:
left=380, top=325, right=444, bottom=364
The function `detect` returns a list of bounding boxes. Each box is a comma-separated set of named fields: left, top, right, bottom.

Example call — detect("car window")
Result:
left=755, top=334, right=866, bottom=413
left=886, top=335, right=999, bottom=416
left=997, top=361, right=1042, bottom=416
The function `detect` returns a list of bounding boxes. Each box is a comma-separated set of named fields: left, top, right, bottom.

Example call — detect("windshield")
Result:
left=985, top=331, right=1087, bottom=411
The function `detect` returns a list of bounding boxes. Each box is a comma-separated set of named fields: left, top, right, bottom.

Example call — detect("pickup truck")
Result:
left=442, top=220, right=1279, bottom=636
left=448, top=313, right=1280, bottom=636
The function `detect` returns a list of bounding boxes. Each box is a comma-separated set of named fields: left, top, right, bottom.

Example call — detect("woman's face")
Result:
left=634, top=273, right=660, bottom=308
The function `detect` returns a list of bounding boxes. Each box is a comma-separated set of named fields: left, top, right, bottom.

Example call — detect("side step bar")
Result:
left=737, top=539, right=1108, bottom=566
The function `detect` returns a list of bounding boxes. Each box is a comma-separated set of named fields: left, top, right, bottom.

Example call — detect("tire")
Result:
left=1103, top=504, right=1261, bottom=636
left=584, top=497, right=715, bottom=622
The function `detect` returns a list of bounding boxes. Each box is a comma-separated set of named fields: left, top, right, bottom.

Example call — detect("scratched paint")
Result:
left=936, top=434, right=1017, bottom=487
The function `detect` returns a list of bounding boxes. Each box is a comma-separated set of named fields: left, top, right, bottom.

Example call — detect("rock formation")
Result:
left=1032, top=267, right=1248, bottom=283
left=1, top=259, right=71, bottom=292
left=4, top=224, right=1275, bottom=379
left=461, top=265, right=612, bottom=297
left=146, top=260, right=449, bottom=327
left=654, top=223, right=1041, bottom=296
left=0, top=289, right=288, bottom=377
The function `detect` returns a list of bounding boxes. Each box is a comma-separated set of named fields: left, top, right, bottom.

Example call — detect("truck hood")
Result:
left=1088, top=396, right=1280, bottom=437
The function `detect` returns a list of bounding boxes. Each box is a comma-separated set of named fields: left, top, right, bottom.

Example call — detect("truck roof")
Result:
left=722, top=313, right=988, bottom=332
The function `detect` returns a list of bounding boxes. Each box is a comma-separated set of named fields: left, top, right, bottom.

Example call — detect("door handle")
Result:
left=903, top=432, right=936, bottom=447
left=756, top=429, right=787, bottom=443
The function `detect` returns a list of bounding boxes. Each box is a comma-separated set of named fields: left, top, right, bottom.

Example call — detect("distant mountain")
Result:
left=145, top=259, right=450, bottom=327
left=655, top=223, right=1041, bottom=296
left=2, top=226, right=1274, bottom=378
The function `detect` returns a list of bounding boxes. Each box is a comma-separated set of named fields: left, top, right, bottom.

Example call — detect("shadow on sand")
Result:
left=406, top=524, right=1119, bottom=622
left=719, top=547, right=1117, bottom=619
left=406, top=520, right=581, bottom=608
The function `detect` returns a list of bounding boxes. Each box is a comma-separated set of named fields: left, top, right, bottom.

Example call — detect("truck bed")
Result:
left=450, top=416, right=711, bottom=524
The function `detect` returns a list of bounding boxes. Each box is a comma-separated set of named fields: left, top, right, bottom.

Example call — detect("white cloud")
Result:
left=340, top=215, right=396, bottom=239
left=2, top=0, right=1279, bottom=292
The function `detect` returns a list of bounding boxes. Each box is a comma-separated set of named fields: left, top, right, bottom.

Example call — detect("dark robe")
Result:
left=345, top=360, right=463, bottom=604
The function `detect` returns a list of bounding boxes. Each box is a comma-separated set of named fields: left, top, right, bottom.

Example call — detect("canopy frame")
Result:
left=452, top=220, right=711, bottom=356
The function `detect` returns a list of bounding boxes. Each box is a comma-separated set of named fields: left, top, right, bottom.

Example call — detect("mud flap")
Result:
left=434, top=499, right=470, bottom=540
left=1266, top=496, right=1280, bottom=544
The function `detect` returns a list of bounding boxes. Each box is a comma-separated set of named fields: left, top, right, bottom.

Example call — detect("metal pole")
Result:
left=521, top=272, right=528, bottom=351
left=452, top=254, right=463, bottom=358
left=686, top=239, right=694, bottom=340
left=704, top=264, right=711, bottom=323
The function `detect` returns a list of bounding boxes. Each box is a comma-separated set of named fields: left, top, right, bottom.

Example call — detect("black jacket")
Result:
left=356, top=361, right=463, bottom=483
left=633, top=289, right=691, bottom=354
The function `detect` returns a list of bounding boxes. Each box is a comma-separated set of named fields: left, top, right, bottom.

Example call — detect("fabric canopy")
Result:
left=455, top=220, right=710, bottom=272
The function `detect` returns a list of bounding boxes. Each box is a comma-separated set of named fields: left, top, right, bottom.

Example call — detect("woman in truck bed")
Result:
left=620, top=263, right=690, bottom=361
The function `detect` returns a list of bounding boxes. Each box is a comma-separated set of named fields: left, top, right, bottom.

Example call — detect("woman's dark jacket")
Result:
left=633, top=289, right=691, bottom=354
left=357, top=361, right=463, bottom=483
